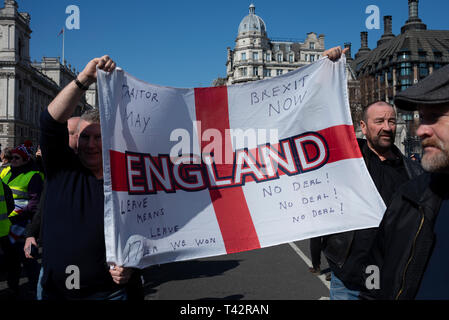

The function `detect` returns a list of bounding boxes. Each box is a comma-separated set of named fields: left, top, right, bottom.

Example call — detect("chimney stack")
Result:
left=402, top=0, right=426, bottom=33
left=384, top=16, right=393, bottom=35
left=377, top=16, right=395, bottom=46
left=355, top=32, right=371, bottom=60
left=408, top=0, right=419, bottom=20
left=361, top=32, right=368, bottom=49
left=344, top=43, right=352, bottom=61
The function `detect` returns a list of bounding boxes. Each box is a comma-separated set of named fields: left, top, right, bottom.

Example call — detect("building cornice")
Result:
left=0, top=15, right=32, bottom=34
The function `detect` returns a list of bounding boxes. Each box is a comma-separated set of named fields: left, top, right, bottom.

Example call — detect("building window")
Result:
left=276, top=69, right=283, bottom=76
left=264, top=69, right=271, bottom=77
left=289, top=54, right=294, bottom=63
left=400, top=78, right=412, bottom=91
left=304, top=54, right=308, bottom=62
left=402, top=113, right=414, bottom=121
left=400, top=62, right=412, bottom=76
left=253, top=67, right=259, bottom=77
left=18, top=38, right=23, bottom=58
left=240, top=67, right=247, bottom=76
left=286, top=45, right=291, bottom=52
left=309, top=42, right=315, bottom=50
left=241, top=52, right=246, bottom=61
left=310, top=55, right=315, bottom=62
left=266, top=53, right=271, bottom=61
left=253, top=52, right=259, bottom=61
left=277, top=53, right=283, bottom=62
left=419, top=63, right=428, bottom=78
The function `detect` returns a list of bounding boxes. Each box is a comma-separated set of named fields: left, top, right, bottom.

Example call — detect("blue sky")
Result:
left=16, top=0, right=449, bottom=88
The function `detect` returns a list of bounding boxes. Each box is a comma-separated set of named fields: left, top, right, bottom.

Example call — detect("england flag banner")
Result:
left=97, top=57, right=386, bottom=268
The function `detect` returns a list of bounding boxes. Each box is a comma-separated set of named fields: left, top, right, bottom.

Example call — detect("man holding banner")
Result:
left=39, top=55, right=136, bottom=300
left=323, top=101, right=423, bottom=300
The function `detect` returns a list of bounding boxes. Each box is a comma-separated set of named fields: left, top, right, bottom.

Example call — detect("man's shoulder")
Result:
left=377, top=174, right=431, bottom=241
left=375, top=174, right=428, bottom=231
left=391, top=172, right=431, bottom=204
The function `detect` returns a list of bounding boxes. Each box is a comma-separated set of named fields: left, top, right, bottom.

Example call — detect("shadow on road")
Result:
left=142, top=259, right=241, bottom=297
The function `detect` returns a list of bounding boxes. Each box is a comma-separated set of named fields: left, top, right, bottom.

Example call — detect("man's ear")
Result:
left=360, top=120, right=367, bottom=136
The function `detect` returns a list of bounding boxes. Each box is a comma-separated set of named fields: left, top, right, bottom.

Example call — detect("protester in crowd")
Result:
left=67, top=117, right=81, bottom=152
left=0, top=141, right=44, bottom=297
left=365, top=64, right=449, bottom=300
left=24, top=116, right=80, bottom=256
left=309, top=237, right=323, bottom=275
left=309, top=237, right=332, bottom=281
left=0, top=148, right=12, bottom=171
left=23, top=116, right=81, bottom=300
left=323, top=101, right=423, bottom=300
left=34, top=146, right=44, bottom=173
left=39, top=55, right=137, bottom=300
left=0, top=174, right=18, bottom=298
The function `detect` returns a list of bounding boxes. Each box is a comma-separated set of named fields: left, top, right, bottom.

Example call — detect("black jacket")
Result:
left=323, top=139, right=423, bottom=290
left=365, top=173, right=447, bottom=300
left=2, top=182, right=15, bottom=216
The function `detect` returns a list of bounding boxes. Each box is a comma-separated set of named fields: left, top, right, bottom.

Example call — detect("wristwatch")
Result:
left=75, top=78, right=89, bottom=91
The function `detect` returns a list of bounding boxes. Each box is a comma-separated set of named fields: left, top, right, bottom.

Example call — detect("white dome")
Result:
left=238, top=4, right=266, bottom=35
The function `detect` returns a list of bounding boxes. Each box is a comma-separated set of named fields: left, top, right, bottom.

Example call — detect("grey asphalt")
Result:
left=141, top=239, right=330, bottom=300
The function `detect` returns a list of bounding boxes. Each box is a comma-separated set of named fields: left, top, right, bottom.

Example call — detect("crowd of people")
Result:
left=0, top=141, right=43, bottom=298
left=0, top=46, right=448, bottom=300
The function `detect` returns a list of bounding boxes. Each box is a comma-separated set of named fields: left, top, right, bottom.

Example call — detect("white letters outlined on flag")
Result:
left=97, top=57, right=386, bottom=268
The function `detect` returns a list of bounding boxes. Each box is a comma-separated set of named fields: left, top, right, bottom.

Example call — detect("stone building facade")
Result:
left=349, top=0, right=449, bottom=156
left=0, top=0, right=95, bottom=150
left=226, top=4, right=327, bottom=84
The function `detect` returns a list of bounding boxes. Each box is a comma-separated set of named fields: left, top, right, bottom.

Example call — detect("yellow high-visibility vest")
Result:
left=0, top=182, right=11, bottom=237
left=2, top=170, right=43, bottom=217
left=0, top=166, right=11, bottom=180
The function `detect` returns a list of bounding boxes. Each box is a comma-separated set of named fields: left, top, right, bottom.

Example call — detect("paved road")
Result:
left=0, top=239, right=331, bottom=300
left=141, top=239, right=330, bottom=300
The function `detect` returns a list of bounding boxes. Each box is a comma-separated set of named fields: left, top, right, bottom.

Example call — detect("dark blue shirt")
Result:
left=416, top=199, right=449, bottom=300
left=40, top=110, right=121, bottom=299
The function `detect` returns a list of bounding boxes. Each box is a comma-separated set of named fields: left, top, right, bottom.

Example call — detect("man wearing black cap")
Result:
left=324, top=100, right=423, bottom=300
left=367, top=64, right=449, bottom=300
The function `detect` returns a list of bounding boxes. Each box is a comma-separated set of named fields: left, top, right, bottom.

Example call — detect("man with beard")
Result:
left=365, top=64, right=449, bottom=300
left=323, top=101, right=423, bottom=300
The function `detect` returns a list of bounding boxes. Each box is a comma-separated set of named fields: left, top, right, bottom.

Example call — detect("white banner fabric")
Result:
left=97, top=57, right=386, bottom=268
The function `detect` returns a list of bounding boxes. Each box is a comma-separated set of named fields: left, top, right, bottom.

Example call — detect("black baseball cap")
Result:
left=394, top=64, right=449, bottom=111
